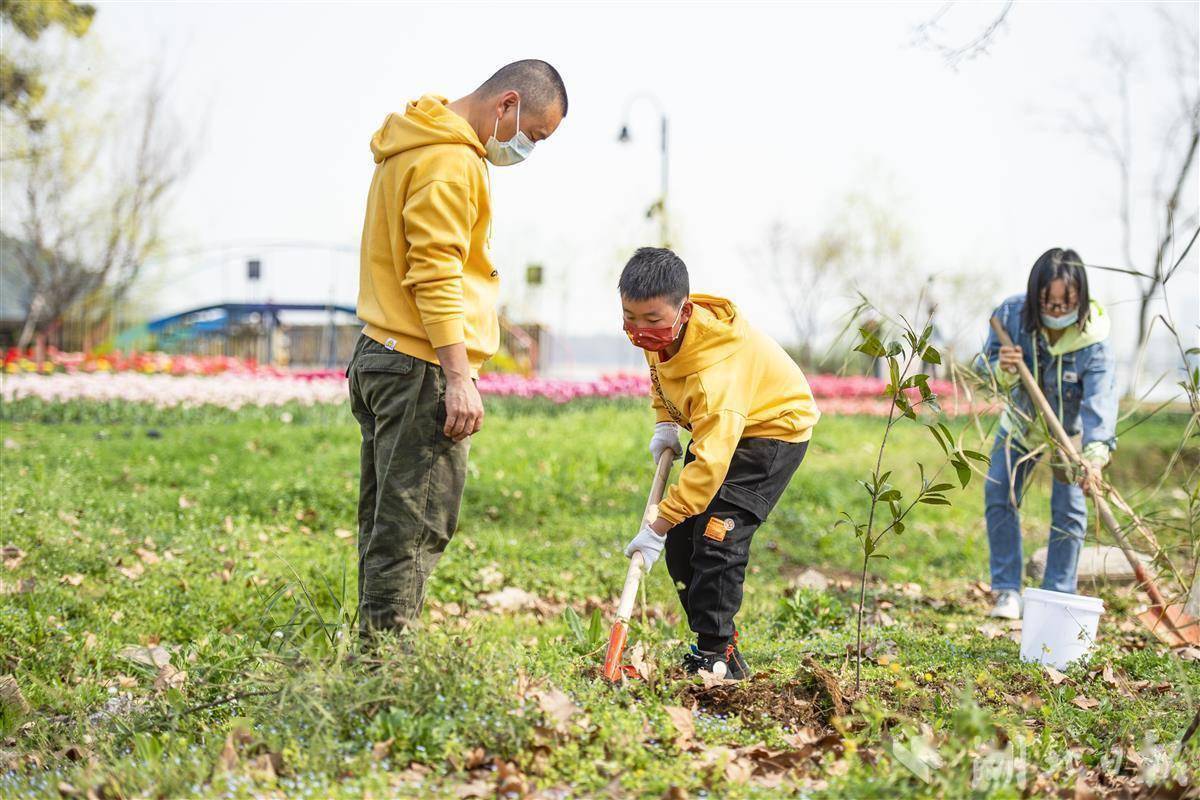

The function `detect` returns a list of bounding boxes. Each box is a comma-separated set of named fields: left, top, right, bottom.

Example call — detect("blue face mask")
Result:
left=484, top=101, right=535, bottom=167
left=1041, top=309, right=1079, bottom=330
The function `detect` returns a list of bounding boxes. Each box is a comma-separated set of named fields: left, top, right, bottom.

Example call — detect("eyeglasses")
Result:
left=1041, top=299, right=1077, bottom=313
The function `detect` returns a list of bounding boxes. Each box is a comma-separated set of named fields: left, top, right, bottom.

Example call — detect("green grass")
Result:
left=1, top=403, right=1196, bottom=798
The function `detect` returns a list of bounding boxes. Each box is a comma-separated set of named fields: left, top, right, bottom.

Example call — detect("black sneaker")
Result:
left=681, top=643, right=750, bottom=681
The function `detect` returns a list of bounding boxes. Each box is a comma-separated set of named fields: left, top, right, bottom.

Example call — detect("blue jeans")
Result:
left=983, top=434, right=1086, bottom=593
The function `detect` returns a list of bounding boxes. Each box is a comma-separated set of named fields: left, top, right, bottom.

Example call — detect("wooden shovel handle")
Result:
left=616, top=450, right=676, bottom=621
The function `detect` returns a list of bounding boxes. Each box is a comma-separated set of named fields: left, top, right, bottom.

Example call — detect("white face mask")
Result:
left=484, top=101, right=535, bottom=166
left=1041, top=309, right=1079, bottom=330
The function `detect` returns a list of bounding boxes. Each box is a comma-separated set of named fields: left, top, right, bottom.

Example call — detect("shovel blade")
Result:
left=1138, top=604, right=1200, bottom=647
left=601, top=621, right=629, bottom=682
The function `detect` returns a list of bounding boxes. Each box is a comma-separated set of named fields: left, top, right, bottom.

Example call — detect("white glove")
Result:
left=649, top=422, right=683, bottom=463
left=624, top=523, right=666, bottom=573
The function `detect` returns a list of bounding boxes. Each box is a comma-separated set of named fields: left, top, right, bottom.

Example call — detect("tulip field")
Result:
left=1, top=350, right=980, bottom=417
left=1, top=351, right=1196, bottom=798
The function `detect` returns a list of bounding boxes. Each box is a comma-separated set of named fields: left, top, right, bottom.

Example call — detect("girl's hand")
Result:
left=1079, top=462, right=1103, bottom=496
left=998, top=345, right=1023, bottom=373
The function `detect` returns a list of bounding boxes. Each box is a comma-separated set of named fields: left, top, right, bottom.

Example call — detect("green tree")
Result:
left=0, top=0, right=96, bottom=118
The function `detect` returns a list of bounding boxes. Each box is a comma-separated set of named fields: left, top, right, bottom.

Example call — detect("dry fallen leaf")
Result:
left=60, top=574, right=85, bottom=587
left=976, top=622, right=1006, bottom=640
left=134, top=547, right=160, bottom=565
left=1071, top=695, right=1100, bottom=710
left=697, top=669, right=737, bottom=689
left=118, top=644, right=173, bottom=669
left=1044, top=666, right=1069, bottom=685
left=2, top=545, right=25, bottom=571
left=115, top=561, right=144, bottom=581
left=334, top=528, right=354, bottom=540
left=371, top=739, right=393, bottom=761
left=477, top=564, right=505, bottom=590
left=531, top=686, right=582, bottom=735
left=454, top=778, right=493, bottom=798
left=628, top=641, right=655, bottom=682
left=663, top=706, right=695, bottom=750
left=154, top=664, right=187, bottom=693
left=0, top=674, right=30, bottom=716
left=480, top=586, right=541, bottom=613
left=0, top=577, right=35, bottom=595
left=496, top=761, right=527, bottom=798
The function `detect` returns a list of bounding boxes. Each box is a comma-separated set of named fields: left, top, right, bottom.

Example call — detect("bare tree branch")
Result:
left=912, top=1, right=1014, bottom=69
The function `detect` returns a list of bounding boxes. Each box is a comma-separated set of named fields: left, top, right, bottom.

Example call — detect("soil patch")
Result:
left=678, top=658, right=847, bottom=730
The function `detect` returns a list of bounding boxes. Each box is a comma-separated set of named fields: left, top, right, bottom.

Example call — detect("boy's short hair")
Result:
left=618, top=247, right=690, bottom=305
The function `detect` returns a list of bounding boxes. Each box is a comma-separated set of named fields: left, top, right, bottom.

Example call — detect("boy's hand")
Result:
left=624, top=523, right=666, bottom=572
left=649, top=422, right=682, bottom=463
left=998, top=345, right=1023, bottom=374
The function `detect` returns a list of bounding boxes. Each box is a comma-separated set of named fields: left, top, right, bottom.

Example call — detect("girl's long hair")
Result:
left=1021, top=248, right=1089, bottom=333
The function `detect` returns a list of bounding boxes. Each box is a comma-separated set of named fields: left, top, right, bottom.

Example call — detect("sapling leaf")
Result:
left=563, top=607, right=586, bottom=646
left=855, top=329, right=887, bottom=358
left=922, top=346, right=941, bottom=365
left=918, top=324, right=933, bottom=350
left=962, top=449, right=989, bottom=464
left=952, top=458, right=971, bottom=488
left=919, top=496, right=951, bottom=505
left=587, top=607, right=604, bottom=646
left=879, top=489, right=902, bottom=502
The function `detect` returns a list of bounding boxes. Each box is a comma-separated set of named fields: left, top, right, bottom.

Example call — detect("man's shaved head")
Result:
left=476, top=59, right=568, bottom=117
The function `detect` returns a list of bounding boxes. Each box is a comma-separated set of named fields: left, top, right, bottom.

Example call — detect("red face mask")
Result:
left=624, top=302, right=689, bottom=352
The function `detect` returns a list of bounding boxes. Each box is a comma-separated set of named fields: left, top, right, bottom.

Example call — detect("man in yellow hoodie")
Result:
left=349, top=60, right=567, bottom=636
left=620, top=247, right=820, bottom=680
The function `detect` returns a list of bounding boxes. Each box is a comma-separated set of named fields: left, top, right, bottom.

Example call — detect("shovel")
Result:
left=990, top=317, right=1198, bottom=646
left=601, top=448, right=676, bottom=682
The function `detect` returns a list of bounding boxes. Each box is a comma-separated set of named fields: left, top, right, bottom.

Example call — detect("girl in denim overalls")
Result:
left=976, top=249, right=1118, bottom=619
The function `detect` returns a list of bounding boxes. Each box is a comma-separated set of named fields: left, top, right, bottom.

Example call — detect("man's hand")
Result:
left=624, top=522, right=667, bottom=572
left=444, top=376, right=483, bottom=441
left=435, top=342, right=483, bottom=441
left=998, top=345, right=1023, bottom=374
left=649, top=422, right=682, bottom=463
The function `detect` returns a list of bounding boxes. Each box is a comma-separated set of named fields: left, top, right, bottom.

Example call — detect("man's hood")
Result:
left=1046, top=300, right=1110, bottom=355
left=657, top=294, right=747, bottom=378
left=370, top=94, right=485, bottom=164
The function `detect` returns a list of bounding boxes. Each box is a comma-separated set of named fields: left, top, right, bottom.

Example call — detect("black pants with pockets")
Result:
left=663, top=437, right=808, bottom=652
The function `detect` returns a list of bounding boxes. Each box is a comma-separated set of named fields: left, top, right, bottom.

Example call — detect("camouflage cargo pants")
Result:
left=347, top=335, right=470, bottom=635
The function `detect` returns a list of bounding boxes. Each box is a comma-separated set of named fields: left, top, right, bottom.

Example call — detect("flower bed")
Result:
left=3, top=348, right=277, bottom=377
left=1, top=358, right=992, bottom=418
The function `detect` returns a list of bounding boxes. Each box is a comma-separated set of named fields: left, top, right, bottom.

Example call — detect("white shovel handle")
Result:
left=616, top=450, right=676, bottom=621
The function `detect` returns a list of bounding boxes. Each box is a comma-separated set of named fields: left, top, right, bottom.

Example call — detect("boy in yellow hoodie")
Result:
left=620, top=247, right=820, bottom=680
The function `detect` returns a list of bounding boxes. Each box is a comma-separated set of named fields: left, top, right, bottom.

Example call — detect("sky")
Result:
left=81, top=1, right=1198, bottom=380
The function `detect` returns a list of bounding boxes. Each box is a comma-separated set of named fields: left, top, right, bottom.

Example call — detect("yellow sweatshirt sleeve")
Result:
left=650, top=380, right=673, bottom=424
left=400, top=179, right=476, bottom=349
left=656, top=409, right=746, bottom=526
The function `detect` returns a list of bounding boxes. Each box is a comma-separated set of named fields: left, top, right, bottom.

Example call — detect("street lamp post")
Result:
left=618, top=94, right=670, bottom=248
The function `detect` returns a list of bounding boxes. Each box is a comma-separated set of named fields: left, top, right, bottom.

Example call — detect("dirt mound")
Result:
left=678, top=658, right=847, bottom=730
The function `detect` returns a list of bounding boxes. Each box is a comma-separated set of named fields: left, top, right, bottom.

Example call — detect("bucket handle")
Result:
left=1065, top=606, right=1096, bottom=647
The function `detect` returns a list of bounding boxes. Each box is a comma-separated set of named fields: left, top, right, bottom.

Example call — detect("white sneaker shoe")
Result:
left=988, top=590, right=1023, bottom=620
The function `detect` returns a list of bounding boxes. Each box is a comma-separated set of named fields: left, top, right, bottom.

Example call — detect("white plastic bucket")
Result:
left=1019, top=588, right=1104, bottom=669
